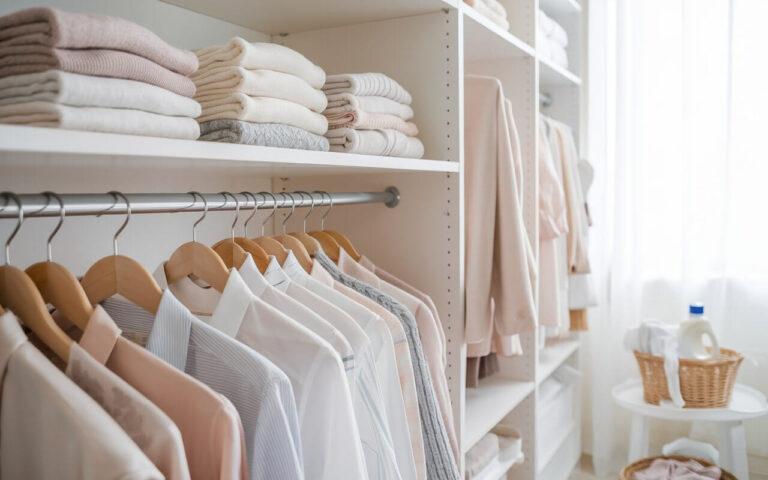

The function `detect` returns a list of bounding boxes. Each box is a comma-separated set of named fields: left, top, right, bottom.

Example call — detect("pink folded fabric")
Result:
left=325, top=110, right=419, bottom=136
left=0, top=7, right=197, bottom=75
left=633, top=459, right=721, bottom=480
left=0, top=46, right=195, bottom=97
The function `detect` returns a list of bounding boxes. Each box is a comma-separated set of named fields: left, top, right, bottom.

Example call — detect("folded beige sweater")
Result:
left=0, top=7, right=197, bottom=75
left=0, top=46, right=195, bottom=97
left=325, top=110, right=419, bottom=136
left=195, top=38, right=325, bottom=89
left=325, top=93, right=414, bottom=120
left=198, top=93, right=328, bottom=135
left=193, top=67, right=326, bottom=113
left=326, top=127, right=424, bottom=158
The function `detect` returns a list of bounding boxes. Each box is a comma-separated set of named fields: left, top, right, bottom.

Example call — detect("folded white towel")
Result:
left=0, top=101, right=200, bottom=139
left=0, top=70, right=201, bottom=117
left=193, top=67, right=327, bottom=113
left=195, top=38, right=326, bottom=89
left=624, top=322, right=685, bottom=407
left=327, top=127, right=424, bottom=158
left=538, top=10, right=555, bottom=35
left=470, top=0, right=510, bottom=31
left=549, top=43, right=569, bottom=69
left=325, top=110, right=418, bottom=136
left=325, top=93, right=414, bottom=120
left=198, top=93, right=328, bottom=135
left=480, top=0, right=508, bottom=19
left=323, top=73, right=412, bottom=105
left=538, top=10, right=568, bottom=47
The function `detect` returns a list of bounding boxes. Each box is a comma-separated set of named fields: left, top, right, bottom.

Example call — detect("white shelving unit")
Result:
left=0, top=0, right=587, bottom=478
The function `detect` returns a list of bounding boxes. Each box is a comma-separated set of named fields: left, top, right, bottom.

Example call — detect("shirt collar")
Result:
left=263, top=255, right=291, bottom=292
left=358, top=255, right=376, bottom=272
left=310, top=258, right=336, bottom=286
left=208, top=269, right=253, bottom=338
left=78, top=305, right=121, bottom=365
left=337, top=248, right=381, bottom=286
left=0, top=311, right=27, bottom=375
left=237, top=253, right=270, bottom=296
left=282, top=250, right=311, bottom=287
left=145, top=289, right=194, bottom=371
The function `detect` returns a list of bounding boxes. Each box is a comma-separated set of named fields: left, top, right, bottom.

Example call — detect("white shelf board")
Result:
left=539, top=0, right=582, bottom=16
left=464, top=377, right=535, bottom=452
left=537, top=420, right=576, bottom=472
left=161, top=0, right=457, bottom=34
left=537, top=423, right=580, bottom=479
left=472, top=452, right=525, bottom=480
left=462, top=4, right=535, bottom=62
left=537, top=338, right=579, bottom=383
left=539, top=57, right=582, bottom=86
left=0, top=126, right=458, bottom=176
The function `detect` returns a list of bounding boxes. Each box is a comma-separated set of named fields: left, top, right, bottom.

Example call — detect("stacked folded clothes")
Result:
left=322, top=73, right=424, bottom=158
left=464, top=0, right=510, bottom=31
left=193, top=37, right=329, bottom=151
left=0, top=7, right=200, bottom=139
left=538, top=10, right=569, bottom=69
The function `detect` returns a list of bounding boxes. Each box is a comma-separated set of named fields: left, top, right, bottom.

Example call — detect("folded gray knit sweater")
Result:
left=198, top=119, right=329, bottom=151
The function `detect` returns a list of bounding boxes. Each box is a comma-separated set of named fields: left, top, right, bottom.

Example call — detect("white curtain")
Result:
left=584, top=0, right=768, bottom=475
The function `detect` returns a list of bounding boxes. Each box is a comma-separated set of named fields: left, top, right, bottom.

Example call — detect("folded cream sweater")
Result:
left=325, top=110, right=418, bottom=136
left=322, top=73, right=412, bottom=105
left=325, top=93, right=414, bottom=120
left=326, top=127, right=424, bottom=158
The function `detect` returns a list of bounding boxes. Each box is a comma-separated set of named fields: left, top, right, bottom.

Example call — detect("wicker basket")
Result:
left=634, top=348, right=743, bottom=408
left=621, top=455, right=736, bottom=479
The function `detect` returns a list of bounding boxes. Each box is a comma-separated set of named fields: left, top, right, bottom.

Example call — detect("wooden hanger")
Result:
left=164, top=192, right=230, bottom=292
left=24, top=192, right=94, bottom=330
left=251, top=191, right=288, bottom=264
left=80, top=192, right=163, bottom=314
left=211, top=193, right=251, bottom=269
left=0, top=192, right=71, bottom=361
left=212, top=192, right=270, bottom=271
left=307, top=191, right=342, bottom=262
left=325, top=231, right=362, bottom=261
left=272, top=193, right=313, bottom=271
left=287, top=191, right=323, bottom=254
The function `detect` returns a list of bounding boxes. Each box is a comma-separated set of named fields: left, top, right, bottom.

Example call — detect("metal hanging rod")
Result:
left=0, top=188, right=400, bottom=219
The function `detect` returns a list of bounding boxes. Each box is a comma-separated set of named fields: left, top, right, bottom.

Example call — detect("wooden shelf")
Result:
left=161, top=0, right=457, bottom=34
left=539, top=57, right=582, bottom=86
left=539, top=0, right=582, bottom=16
left=464, top=377, right=535, bottom=452
left=0, top=126, right=458, bottom=176
left=472, top=452, right=525, bottom=480
left=537, top=338, right=579, bottom=383
left=462, top=4, right=535, bottom=62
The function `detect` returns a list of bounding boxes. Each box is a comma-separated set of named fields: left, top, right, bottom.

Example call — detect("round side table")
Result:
left=612, top=379, right=768, bottom=480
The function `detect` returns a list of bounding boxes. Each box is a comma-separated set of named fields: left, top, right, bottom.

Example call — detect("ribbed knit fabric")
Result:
left=0, top=7, right=197, bottom=75
left=325, top=110, right=418, bottom=136
left=0, top=46, right=195, bottom=97
left=323, top=73, right=412, bottom=105
left=325, top=93, right=414, bottom=120
left=326, top=128, right=424, bottom=158
left=199, top=120, right=329, bottom=151
left=315, top=249, right=460, bottom=480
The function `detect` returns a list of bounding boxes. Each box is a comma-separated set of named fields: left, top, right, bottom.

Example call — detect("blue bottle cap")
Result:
left=689, top=303, right=704, bottom=315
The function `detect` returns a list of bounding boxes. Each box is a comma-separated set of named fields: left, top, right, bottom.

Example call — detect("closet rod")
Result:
left=0, top=188, right=400, bottom=219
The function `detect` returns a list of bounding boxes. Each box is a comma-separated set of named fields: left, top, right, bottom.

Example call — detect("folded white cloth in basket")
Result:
left=195, top=38, right=326, bottom=89
left=193, top=67, right=327, bottom=113
left=0, top=70, right=201, bottom=117
left=323, top=73, right=412, bottom=105
left=197, top=93, right=328, bottom=135
left=624, top=322, right=684, bottom=407
left=327, top=127, right=424, bottom=158
left=0, top=101, right=200, bottom=139
left=325, top=93, right=414, bottom=120
left=325, top=110, right=418, bottom=136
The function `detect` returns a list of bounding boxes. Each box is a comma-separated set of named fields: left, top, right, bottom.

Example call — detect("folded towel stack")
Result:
left=537, top=10, right=569, bottom=69
left=322, top=73, right=424, bottom=158
left=193, top=37, right=329, bottom=151
left=464, top=0, right=510, bottom=31
left=0, top=7, right=201, bottom=139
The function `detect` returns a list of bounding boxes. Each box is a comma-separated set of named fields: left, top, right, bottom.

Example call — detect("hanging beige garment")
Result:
left=464, top=75, right=537, bottom=357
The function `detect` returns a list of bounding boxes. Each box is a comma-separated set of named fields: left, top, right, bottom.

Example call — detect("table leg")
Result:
left=628, top=414, right=650, bottom=463
left=718, top=421, right=749, bottom=480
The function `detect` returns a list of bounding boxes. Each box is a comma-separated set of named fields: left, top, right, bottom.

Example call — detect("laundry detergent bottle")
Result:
left=678, top=304, right=720, bottom=360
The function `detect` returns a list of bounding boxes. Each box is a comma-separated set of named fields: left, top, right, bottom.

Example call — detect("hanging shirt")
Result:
left=67, top=342, right=190, bottom=480
left=157, top=266, right=368, bottom=480
left=310, top=260, right=428, bottom=480
left=103, top=289, right=304, bottom=480
left=0, top=311, right=163, bottom=480
left=277, top=251, right=415, bottom=480
left=337, top=249, right=459, bottom=461
left=315, top=249, right=460, bottom=480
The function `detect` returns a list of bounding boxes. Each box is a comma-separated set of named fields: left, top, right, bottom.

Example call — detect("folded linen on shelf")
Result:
left=195, top=38, right=325, bottom=89
left=0, top=46, right=196, bottom=97
left=325, top=109, right=419, bottom=136
left=0, top=7, right=197, bottom=75
left=0, top=101, right=200, bottom=139
left=326, top=127, right=424, bottom=158
left=197, top=93, right=328, bottom=135
left=323, top=73, right=412, bottom=105
left=464, top=432, right=500, bottom=479
left=199, top=119, right=329, bottom=151
left=0, top=70, right=200, bottom=117
left=538, top=10, right=568, bottom=47
left=325, top=93, right=414, bottom=120
left=465, top=0, right=510, bottom=31
left=193, top=67, right=326, bottom=113
left=549, top=43, right=569, bottom=69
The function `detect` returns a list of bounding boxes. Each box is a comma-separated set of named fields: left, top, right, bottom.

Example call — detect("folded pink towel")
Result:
left=0, top=7, right=197, bottom=75
left=633, top=459, right=721, bottom=480
left=0, top=46, right=195, bottom=97
left=325, top=109, right=419, bottom=136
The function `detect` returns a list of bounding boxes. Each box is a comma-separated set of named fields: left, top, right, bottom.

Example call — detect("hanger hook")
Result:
left=240, top=192, right=261, bottom=237
left=188, top=191, right=207, bottom=243
left=219, top=192, right=240, bottom=241
left=295, top=191, right=315, bottom=233
left=106, top=191, right=130, bottom=256
left=1, top=192, right=23, bottom=266
left=279, top=192, right=296, bottom=234
left=258, top=191, right=278, bottom=237
left=41, top=191, right=65, bottom=261
left=313, top=191, right=333, bottom=230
